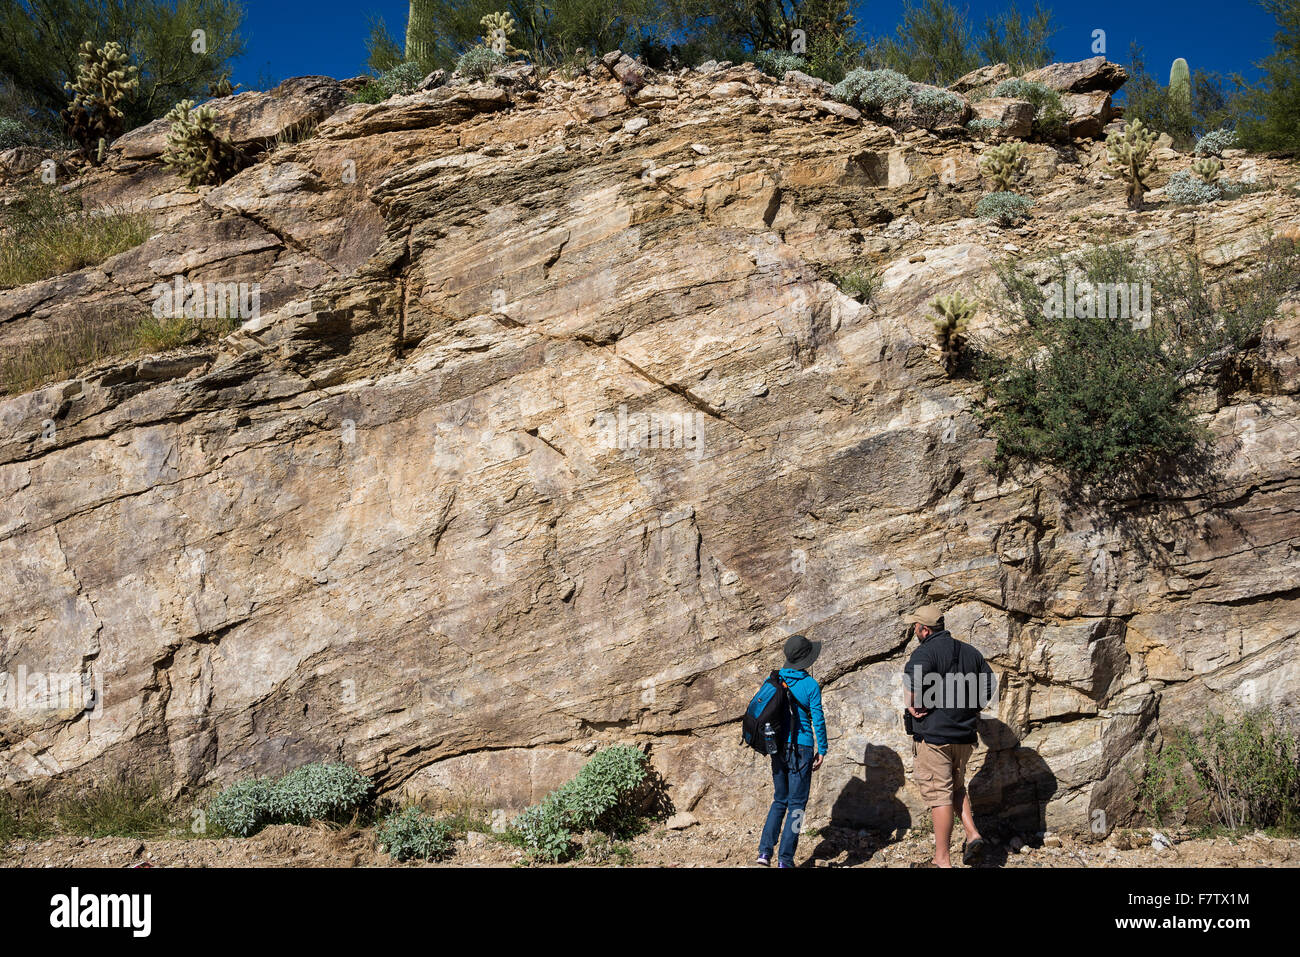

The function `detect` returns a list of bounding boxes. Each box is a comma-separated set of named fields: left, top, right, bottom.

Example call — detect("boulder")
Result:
left=971, top=97, right=1035, bottom=138
left=951, top=63, right=1012, bottom=93
left=1021, top=57, right=1129, bottom=93
left=112, top=75, right=350, bottom=160
left=0, top=146, right=45, bottom=175
left=1061, top=91, right=1114, bottom=138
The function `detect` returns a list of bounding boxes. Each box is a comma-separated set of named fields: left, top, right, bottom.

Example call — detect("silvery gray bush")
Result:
left=975, top=191, right=1034, bottom=225
left=1166, top=170, right=1224, bottom=205
left=831, top=69, right=913, bottom=113
left=753, top=51, right=808, bottom=78
left=208, top=777, right=275, bottom=837
left=456, top=46, right=508, bottom=80
left=1194, top=128, right=1238, bottom=157
left=269, top=762, right=372, bottom=824
left=376, top=807, right=453, bottom=861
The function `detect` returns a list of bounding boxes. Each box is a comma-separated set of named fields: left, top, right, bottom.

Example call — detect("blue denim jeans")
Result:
left=759, top=744, right=814, bottom=866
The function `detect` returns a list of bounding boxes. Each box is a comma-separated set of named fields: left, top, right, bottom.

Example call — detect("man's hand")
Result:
left=907, top=706, right=929, bottom=718
left=812, top=753, right=824, bottom=771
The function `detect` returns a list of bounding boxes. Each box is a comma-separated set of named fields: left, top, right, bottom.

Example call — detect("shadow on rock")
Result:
left=967, top=718, right=1058, bottom=867
left=808, top=743, right=912, bottom=866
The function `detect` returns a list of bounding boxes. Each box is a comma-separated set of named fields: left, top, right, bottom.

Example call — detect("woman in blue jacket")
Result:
left=758, top=634, right=828, bottom=867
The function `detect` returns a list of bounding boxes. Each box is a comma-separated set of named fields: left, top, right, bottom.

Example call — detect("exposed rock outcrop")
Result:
left=1, top=58, right=1297, bottom=840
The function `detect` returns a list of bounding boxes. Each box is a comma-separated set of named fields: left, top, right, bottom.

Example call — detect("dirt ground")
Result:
left=3, top=821, right=1297, bottom=868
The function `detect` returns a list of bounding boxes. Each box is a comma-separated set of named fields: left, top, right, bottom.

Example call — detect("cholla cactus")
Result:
left=1190, top=157, right=1223, bottom=185
left=931, top=292, right=976, bottom=372
left=1106, top=118, right=1159, bottom=211
left=208, top=74, right=239, bottom=98
left=480, top=11, right=523, bottom=57
left=61, top=40, right=140, bottom=162
left=979, top=142, right=1024, bottom=192
left=161, top=99, right=246, bottom=188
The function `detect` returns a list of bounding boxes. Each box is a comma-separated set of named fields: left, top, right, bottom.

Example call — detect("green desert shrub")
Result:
left=1138, top=710, right=1300, bottom=834
left=992, top=77, right=1067, bottom=137
left=350, top=62, right=425, bottom=103
left=456, top=46, right=509, bottom=80
left=966, top=117, right=1000, bottom=135
left=0, top=184, right=151, bottom=290
left=978, top=238, right=1300, bottom=486
left=0, top=116, right=28, bottom=149
left=509, top=745, right=650, bottom=862
left=207, top=777, right=275, bottom=837
left=833, top=266, right=880, bottom=303
left=375, top=806, right=454, bottom=861
left=269, top=763, right=372, bottom=826
left=206, top=762, right=372, bottom=837
left=975, top=191, right=1033, bottom=225
left=752, top=50, right=808, bottom=78
left=831, top=68, right=913, bottom=114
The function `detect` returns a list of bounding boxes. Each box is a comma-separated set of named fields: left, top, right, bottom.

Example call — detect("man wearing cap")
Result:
left=756, top=634, right=829, bottom=868
left=902, top=604, right=996, bottom=867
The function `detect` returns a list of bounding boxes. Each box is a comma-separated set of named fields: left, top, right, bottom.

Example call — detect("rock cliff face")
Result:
left=2, top=60, right=1297, bottom=835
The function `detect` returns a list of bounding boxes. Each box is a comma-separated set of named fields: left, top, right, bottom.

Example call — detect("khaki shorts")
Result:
left=912, top=739, right=973, bottom=808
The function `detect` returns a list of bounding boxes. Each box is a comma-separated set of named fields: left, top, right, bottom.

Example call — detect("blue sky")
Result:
left=231, top=0, right=1278, bottom=90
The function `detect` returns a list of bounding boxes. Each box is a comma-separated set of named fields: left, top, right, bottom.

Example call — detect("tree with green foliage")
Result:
left=868, top=0, right=1057, bottom=86
left=979, top=240, right=1300, bottom=488
left=1234, top=0, right=1300, bottom=154
left=0, top=0, right=246, bottom=135
left=975, top=1, right=1055, bottom=73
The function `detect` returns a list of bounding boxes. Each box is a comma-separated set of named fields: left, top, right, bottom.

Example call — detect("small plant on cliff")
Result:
left=269, top=763, right=372, bottom=825
left=1194, top=128, right=1237, bottom=157
left=509, top=745, right=651, bottom=863
left=832, top=265, right=880, bottom=303
left=752, top=50, right=808, bottom=79
left=930, top=291, right=975, bottom=373
left=831, top=68, right=913, bottom=115
left=1137, top=710, right=1300, bottom=835
left=975, top=191, right=1034, bottom=226
left=376, top=806, right=454, bottom=861
left=160, top=99, right=247, bottom=188
left=979, top=141, right=1024, bottom=192
left=0, top=183, right=151, bottom=291
left=992, top=77, right=1067, bottom=138
left=1165, top=170, right=1223, bottom=205
left=61, top=40, right=140, bottom=163
left=456, top=45, right=509, bottom=80
left=910, top=85, right=966, bottom=126
left=1106, top=118, right=1159, bottom=211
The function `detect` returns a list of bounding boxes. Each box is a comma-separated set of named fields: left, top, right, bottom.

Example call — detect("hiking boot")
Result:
left=962, top=838, right=987, bottom=866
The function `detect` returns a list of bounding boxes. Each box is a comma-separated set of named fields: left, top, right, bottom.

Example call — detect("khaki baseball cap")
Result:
left=908, top=604, right=944, bottom=628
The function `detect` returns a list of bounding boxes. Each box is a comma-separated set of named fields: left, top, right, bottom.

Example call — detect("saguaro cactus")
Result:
left=405, top=0, right=433, bottom=64
left=1169, top=58, right=1191, bottom=114
left=979, top=142, right=1024, bottom=193
left=1106, top=118, right=1159, bottom=211
left=61, top=40, right=139, bottom=162
left=931, top=292, right=976, bottom=373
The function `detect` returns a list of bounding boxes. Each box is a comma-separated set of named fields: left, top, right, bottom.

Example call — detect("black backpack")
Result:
left=741, top=671, right=811, bottom=756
